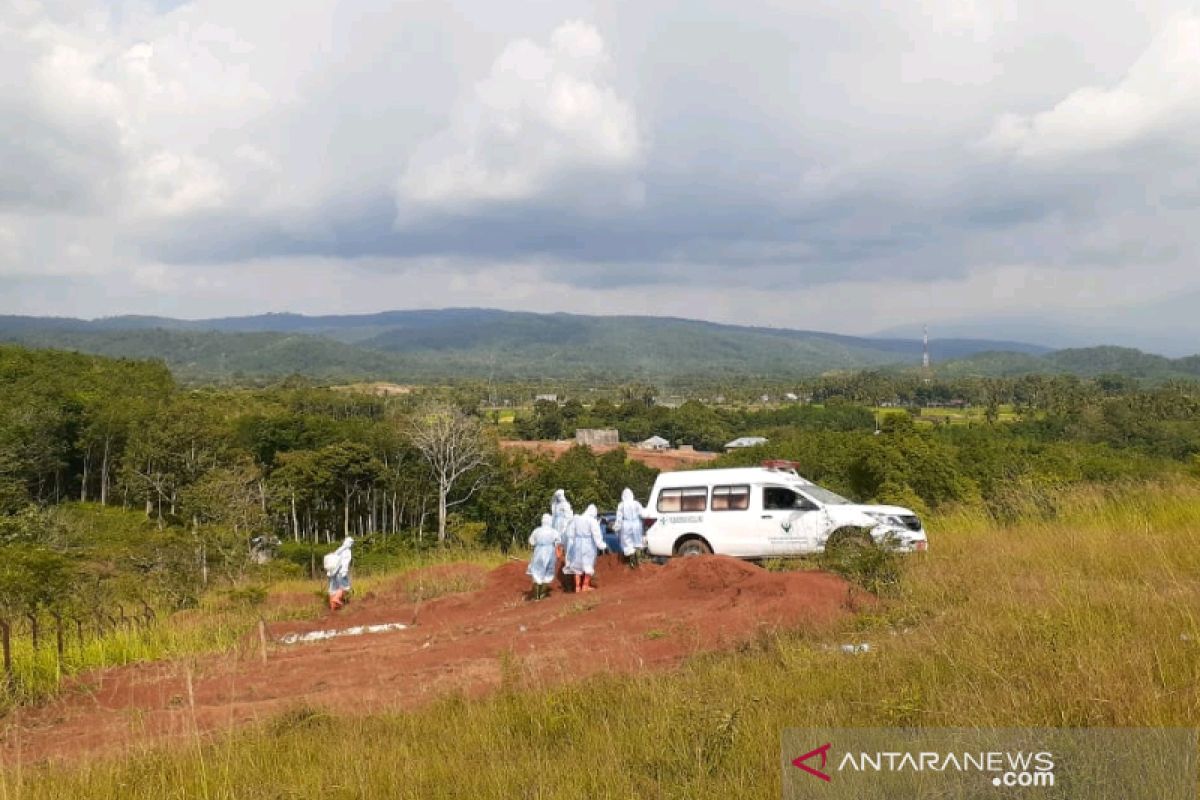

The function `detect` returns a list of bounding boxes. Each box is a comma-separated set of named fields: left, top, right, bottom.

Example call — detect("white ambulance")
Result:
left=643, top=462, right=928, bottom=558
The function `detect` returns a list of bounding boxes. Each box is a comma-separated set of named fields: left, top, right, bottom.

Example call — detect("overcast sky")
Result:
left=3, top=1, right=1199, bottom=352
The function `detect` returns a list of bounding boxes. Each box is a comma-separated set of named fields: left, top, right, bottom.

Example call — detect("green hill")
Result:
left=0, top=328, right=407, bottom=384
left=0, top=309, right=1048, bottom=383
left=9, top=309, right=1192, bottom=384
left=938, top=346, right=1200, bottom=382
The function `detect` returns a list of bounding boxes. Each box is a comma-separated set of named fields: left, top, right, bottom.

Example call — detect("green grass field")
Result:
left=6, top=479, right=1200, bottom=798
left=872, top=404, right=1022, bottom=426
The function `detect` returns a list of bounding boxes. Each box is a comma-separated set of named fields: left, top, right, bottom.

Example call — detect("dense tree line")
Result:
left=512, top=370, right=1200, bottom=521
left=0, top=348, right=658, bottom=578
left=5, top=344, right=1200, bottom=610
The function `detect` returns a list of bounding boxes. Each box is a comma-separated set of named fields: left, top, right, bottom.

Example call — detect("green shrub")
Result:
left=816, top=528, right=904, bottom=596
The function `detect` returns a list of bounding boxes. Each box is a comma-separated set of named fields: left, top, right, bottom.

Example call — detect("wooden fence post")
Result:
left=0, top=619, right=11, bottom=683
left=27, top=612, right=39, bottom=650
left=257, top=618, right=268, bottom=665
left=52, top=612, right=64, bottom=663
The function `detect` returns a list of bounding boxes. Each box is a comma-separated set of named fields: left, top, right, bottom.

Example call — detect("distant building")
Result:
left=725, top=436, right=769, bottom=451
left=784, top=392, right=799, bottom=402
left=639, top=435, right=671, bottom=451
left=534, top=394, right=559, bottom=403
left=576, top=428, right=619, bottom=447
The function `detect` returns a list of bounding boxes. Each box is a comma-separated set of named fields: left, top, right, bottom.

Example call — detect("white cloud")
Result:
left=397, top=20, right=643, bottom=215
left=1, top=0, right=1200, bottom=349
left=128, top=150, right=227, bottom=217
left=981, top=14, right=1200, bottom=160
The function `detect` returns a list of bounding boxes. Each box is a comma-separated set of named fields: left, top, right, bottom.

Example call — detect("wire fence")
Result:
left=0, top=602, right=157, bottom=682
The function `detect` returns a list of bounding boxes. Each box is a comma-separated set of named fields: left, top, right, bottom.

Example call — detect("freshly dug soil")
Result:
left=2, top=554, right=865, bottom=763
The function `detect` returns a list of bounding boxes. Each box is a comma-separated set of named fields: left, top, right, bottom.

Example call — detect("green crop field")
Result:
left=871, top=405, right=1022, bottom=426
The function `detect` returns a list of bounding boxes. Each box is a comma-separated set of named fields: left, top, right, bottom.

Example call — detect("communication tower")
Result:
left=922, top=325, right=932, bottom=383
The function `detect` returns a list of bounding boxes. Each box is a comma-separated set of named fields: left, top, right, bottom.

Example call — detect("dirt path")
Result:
left=1, top=555, right=864, bottom=765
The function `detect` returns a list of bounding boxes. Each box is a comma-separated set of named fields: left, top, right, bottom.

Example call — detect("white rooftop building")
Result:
left=724, top=436, right=769, bottom=450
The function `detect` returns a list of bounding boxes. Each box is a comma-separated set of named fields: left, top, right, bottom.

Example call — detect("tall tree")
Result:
left=312, top=442, right=384, bottom=539
left=408, top=404, right=489, bottom=545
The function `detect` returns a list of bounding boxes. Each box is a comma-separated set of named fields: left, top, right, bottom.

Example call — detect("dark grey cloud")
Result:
left=3, top=0, right=1200, bottom=342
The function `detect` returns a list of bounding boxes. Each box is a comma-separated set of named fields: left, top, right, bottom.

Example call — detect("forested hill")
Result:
left=936, top=346, right=1200, bottom=381
left=4, top=310, right=1196, bottom=383
left=0, top=309, right=1047, bottom=383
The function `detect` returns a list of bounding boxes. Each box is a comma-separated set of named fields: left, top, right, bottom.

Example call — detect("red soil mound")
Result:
left=2, top=555, right=865, bottom=764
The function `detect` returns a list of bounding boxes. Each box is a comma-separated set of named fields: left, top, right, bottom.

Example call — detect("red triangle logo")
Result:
left=792, top=743, right=833, bottom=782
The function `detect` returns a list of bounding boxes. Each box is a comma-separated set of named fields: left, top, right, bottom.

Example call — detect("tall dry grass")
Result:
left=0, top=548, right=507, bottom=711
left=6, top=479, right=1200, bottom=799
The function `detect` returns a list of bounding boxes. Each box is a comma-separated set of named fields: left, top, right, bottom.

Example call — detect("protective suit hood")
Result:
left=584, top=504, right=598, bottom=518
left=621, top=488, right=635, bottom=504
left=540, top=513, right=553, bottom=527
left=553, top=489, right=566, bottom=502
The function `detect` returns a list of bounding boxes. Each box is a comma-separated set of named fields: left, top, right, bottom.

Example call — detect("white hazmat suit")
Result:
left=615, top=488, right=646, bottom=557
left=526, top=514, right=561, bottom=586
left=326, top=536, right=354, bottom=594
left=550, top=489, right=573, bottom=536
left=563, top=505, right=606, bottom=576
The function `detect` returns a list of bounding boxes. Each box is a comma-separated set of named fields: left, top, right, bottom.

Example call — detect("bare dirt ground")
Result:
left=2, top=555, right=863, bottom=765
left=500, top=440, right=719, bottom=470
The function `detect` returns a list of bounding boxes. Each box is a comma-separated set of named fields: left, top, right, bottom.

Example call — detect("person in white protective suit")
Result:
left=324, top=536, right=354, bottom=610
left=615, top=487, right=647, bottom=567
left=526, top=514, right=561, bottom=600
left=550, top=489, right=573, bottom=559
left=562, top=505, right=606, bottom=592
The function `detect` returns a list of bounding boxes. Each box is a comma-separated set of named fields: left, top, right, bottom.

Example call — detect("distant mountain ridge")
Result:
left=938, top=346, right=1200, bottom=381
left=0, top=308, right=1191, bottom=384
left=63, top=308, right=1046, bottom=356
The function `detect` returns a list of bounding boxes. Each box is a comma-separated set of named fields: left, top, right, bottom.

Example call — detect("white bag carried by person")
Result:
left=323, top=551, right=340, bottom=577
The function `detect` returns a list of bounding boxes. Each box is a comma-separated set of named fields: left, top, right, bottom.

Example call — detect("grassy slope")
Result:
left=0, top=504, right=507, bottom=711
left=9, top=480, right=1200, bottom=798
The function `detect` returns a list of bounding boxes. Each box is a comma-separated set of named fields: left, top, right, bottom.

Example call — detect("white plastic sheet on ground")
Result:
left=279, top=622, right=408, bottom=645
